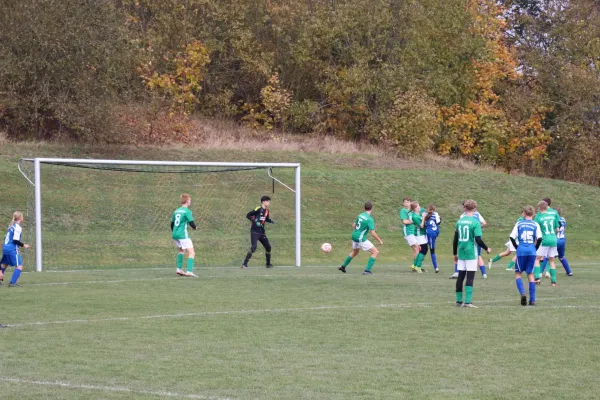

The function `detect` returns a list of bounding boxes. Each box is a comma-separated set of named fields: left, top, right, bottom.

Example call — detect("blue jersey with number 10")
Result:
left=510, top=219, right=542, bottom=257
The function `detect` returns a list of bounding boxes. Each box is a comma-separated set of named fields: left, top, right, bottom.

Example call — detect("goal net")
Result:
left=18, top=158, right=301, bottom=272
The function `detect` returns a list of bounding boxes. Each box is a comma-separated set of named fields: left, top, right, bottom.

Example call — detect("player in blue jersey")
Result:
left=1, top=211, right=30, bottom=287
left=425, top=204, right=442, bottom=273
left=509, top=206, right=542, bottom=306
left=541, top=207, right=572, bottom=276
left=451, top=203, right=487, bottom=279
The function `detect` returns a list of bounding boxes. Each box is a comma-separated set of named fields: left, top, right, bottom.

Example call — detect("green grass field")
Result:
left=1, top=143, right=600, bottom=399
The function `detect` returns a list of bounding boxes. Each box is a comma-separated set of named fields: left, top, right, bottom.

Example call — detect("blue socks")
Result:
left=454, top=263, right=458, bottom=273
left=431, top=254, right=438, bottom=269
left=541, top=257, right=549, bottom=273
left=560, top=258, right=572, bottom=274
left=529, top=281, right=536, bottom=303
left=9, top=269, right=21, bottom=285
left=480, top=265, right=487, bottom=275
left=516, top=278, right=525, bottom=295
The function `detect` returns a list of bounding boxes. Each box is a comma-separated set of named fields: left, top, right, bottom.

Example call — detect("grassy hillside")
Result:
left=1, top=142, right=599, bottom=270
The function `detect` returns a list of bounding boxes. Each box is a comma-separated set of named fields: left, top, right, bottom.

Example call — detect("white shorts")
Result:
left=537, top=246, right=558, bottom=258
left=505, top=240, right=516, bottom=252
left=457, top=259, right=478, bottom=272
left=405, top=235, right=418, bottom=247
left=417, top=235, right=428, bottom=245
left=173, top=239, right=194, bottom=250
left=352, top=240, right=374, bottom=252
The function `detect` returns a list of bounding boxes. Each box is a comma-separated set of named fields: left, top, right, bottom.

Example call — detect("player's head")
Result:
left=364, top=201, right=373, bottom=212
left=261, top=195, right=271, bottom=207
left=403, top=197, right=411, bottom=208
left=428, top=204, right=436, bottom=212
left=181, top=193, right=192, bottom=206
left=523, top=205, right=535, bottom=218
left=11, top=211, right=23, bottom=223
left=537, top=200, right=548, bottom=212
left=463, top=199, right=477, bottom=212
left=555, top=207, right=561, bottom=216
left=410, top=201, right=420, bottom=212
left=542, top=197, right=552, bottom=206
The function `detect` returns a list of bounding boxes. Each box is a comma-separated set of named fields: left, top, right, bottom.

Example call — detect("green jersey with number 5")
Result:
left=534, top=212, right=559, bottom=247
left=352, top=212, right=375, bottom=243
left=455, top=215, right=482, bottom=260
left=171, top=206, right=194, bottom=240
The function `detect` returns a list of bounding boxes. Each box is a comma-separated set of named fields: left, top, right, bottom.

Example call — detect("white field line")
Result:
left=6, top=297, right=578, bottom=329
left=28, top=261, right=600, bottom=274
left=0, top=377, right=232, bottom=400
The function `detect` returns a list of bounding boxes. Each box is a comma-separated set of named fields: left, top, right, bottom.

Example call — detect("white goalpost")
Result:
left=18, top=158, right=301, bottom=272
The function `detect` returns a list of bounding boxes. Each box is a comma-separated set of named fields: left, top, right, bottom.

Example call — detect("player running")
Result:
left=454, top=200, right=492, bottom=308
left=171, top=193, right=198, bottom=277
left=1, top=211, right=30, bottom=287
left=425, top=204, right=442, bottom=273
left=488, top=212, right=525, bottom=271
left=242, top=196, right=275, bottom=269
left=338, top=201, right=383, bottom=275
left=509, top=206, right=542, bottom=306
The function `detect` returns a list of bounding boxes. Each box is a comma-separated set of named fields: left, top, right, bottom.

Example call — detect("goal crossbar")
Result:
left=18, top=158, right=302, bottom=271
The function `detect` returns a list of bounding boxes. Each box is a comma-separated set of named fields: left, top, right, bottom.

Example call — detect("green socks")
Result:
left=176, top=253, right=184, bottom=269
left=342, top=256, right=353, bottom=268
left=491, top=254, right=502, bottom=263
left=507, top=260, right=515, bottom=269
left=550, top=268, right=557, bottom=283
left=187, top=257, right=194, bottom=273
left=415, top=253, right=425, bottom=267
left=465, top=286, right=473, bottom=303
left=456, top=291, right=463, bottom=303
left=534, top=266, right=541, bottom=280
left=365, top=257, right=376, bottom=272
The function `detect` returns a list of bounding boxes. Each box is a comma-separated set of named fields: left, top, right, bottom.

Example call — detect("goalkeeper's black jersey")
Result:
left=247, top=206, right=272, bottom=234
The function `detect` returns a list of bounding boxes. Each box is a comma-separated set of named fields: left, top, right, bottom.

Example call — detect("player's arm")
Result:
left=452, top=230, right=459, bottom=262
left=352, top=222, right=356, bottom=229
left=420, top=212, right=427, bottom=228
left=246, top=208, right=259, bottom=221
left=479, top=214, right=487, bottom=228
left=370, top=230, right=383, bottom=245
left=187, top=209, right=197, bottom=230
left=509, top=223, right=519, bottom=249
left=535, top=224, right=543, bottom=250
left=12, top=226, right=29, bottom=248
left=475, top=236, right=490, bottom=253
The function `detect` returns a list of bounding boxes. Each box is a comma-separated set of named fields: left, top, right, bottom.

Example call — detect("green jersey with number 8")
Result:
left=455, top=215, right=482, bottom=260
left=352, top=212, right=375, bottom=243
left=172, top=206, right=194, bottom=240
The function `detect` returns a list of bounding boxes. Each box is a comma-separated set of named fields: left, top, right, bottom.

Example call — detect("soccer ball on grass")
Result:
left=321, top=243, right=332, bottom=253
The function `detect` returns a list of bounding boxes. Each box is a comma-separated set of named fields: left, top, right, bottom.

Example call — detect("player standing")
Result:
left=453, top=200, right=491, bottom=308
left=450, top=204, right=487, bottom=279
left=425, top=204, right=442, bottom=273
left=542, top=207, right=573, bottom=276
left=338, top=201, right=383, bottom=275
left=509, top=206, right=542, bottom=306
left=533, top=201, right=561, bottom=286
left=400, top=197, right=420, bottom=271
left=242, top=196, right=275, bottom=269
left=1, top=211, right=30, bottom=287
left=171, top=194, right=198, bottom=277
left=410, top=201, right=428, bottom=273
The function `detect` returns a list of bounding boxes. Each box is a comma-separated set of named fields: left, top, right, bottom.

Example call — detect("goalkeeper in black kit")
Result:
left=242, top=196, right=275, bottom=269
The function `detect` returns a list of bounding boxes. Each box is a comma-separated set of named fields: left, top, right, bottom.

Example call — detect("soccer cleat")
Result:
left=567, top=273, right=573, bottom=276
left=488, top=259, right=492, bottom=270
left=521, top=295, right=527, bottom=306
left=421, top=268, right=427, bottom=273
left=338, top=266, right=346, bottom=273
left=462, top=303, right=477, bottom=308
left=449, top=273, right=458, bottom=279
left=176, top=268, right=185, bottom=276
left=8, top=283, right=21, bottom=288
left=184, top=271, right=198, bottom=278
left=551, top=282, right=557, bottom=287
left=506, top=267, right=513, bottom=271
left=266, top=264, right=274, bottom=269
left=363, top=270, right=372, bottom=275
left=241, top=264, right=248, bottom=270
left=415, top=268, right=423, bottom=274
left=535, top=279, right=541, bottom=285
left=0, top=324, right=6, bottom=328
left=411, top=265, right=417, bottom=272
left=482, top=274, right=487, bottom=279
left=434, top=268, right=439, bottom=273
left=456, top=302, right=463, bottom=307
left=528, top=301, right=536, bottom=306
left=545, top=271, right=551, bottom=279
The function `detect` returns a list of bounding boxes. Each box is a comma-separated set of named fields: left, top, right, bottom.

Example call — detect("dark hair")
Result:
left=543, top=197, right=552, bottom=206
left=425, top=204, right=436, bottom=222
left=261, top=195, right=271, bottom=202
left=364, top=201, right=373, bottom=211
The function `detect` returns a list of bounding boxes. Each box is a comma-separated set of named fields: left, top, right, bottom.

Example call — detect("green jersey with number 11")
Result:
left=352, top=212, right=375, bottom=243
left=534, top=211, right=559, bottom=247
left=172, top=206, right=194, bottom=240
left=455, top=215, right=482, bottom=260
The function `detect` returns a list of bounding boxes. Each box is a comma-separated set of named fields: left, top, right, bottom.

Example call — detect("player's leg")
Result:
left=415, top=242, right=428, bottom=273
left=184, top=245, right=196, bottom=276
left=548, top=249, right=558, bottom=286
left=173, top=240, right=185, bottom=275
left=490, top=246, right=511, bottom=265
left=8, top=253, right=23, bottom=287
left=507, top=255, right=516, bottom=271
left=541, top=257, right=550, bottom=278
left=557, top=241, right=572, bottom=276
left=514, top=257, right=527, bottom=305
left=525, top=256, right=537, bottom=305
left=477, top=246, right=487, bottom=278
left=428, top=235, right=439, bottom=272
left=0, top=261, right=7, bottom=284
left=363, top=241, right=378, bottom=275
left=534, top=246, right=546, bottom=283
left=463, top=260, right=477, bottom=307
left=455, top=261, right=467, bottom=306
left=258, top=235, right=273, bottom=268
left=339, top=245, right=360, bottom=273
left=242, top=233, right=260, bottom=268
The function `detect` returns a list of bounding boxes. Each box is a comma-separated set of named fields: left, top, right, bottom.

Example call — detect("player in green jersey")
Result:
left=409, top=201, right=428, bottom=273
left=453, top=200, right=492, bottom=308
left=400, top=197, right=421, bottom=271
left=339, top=202, right=383, bottom=275
left=171, top=193, right=198, bottom=277
left=533, top=200, right=561, bottom=286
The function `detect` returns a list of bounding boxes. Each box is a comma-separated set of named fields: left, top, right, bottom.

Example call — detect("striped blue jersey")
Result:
left=462, top=211, right=485, bottom=224
left=510, top=219, right=542, bottom=257
left=557, top=217, right=566, bottom=241
left=426, top=212, right=441, bottom=237
left=2, top=223, right=23, bottom=254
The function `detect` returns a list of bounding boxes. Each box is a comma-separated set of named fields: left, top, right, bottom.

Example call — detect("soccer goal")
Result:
left=18, top=158, right=301, bottom=272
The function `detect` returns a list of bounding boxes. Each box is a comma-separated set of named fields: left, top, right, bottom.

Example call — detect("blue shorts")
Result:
left=477, top=246, right=482, bottom=257
left=1, top=252, right=22, bottom=267
left=427, top=234, right=438, bottom=249
left=557, top=240, right=566, bottom=259
left=515, top=255, right=536, bottom=274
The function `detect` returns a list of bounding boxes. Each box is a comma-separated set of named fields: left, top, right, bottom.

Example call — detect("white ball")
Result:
left=321, top=243, right=332, bottom=253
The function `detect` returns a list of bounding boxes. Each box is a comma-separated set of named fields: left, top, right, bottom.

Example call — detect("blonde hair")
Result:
left=11, top=211, right=23, bottom=225
left=410, top=201, right=420, bottom=212
left=181, top=193, right=192, bottom=204
left=523, top=205, right=535, bottom=217
left=537, top=200, right=548, bottom=211
left=463, top=199, right=477, bottom=211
